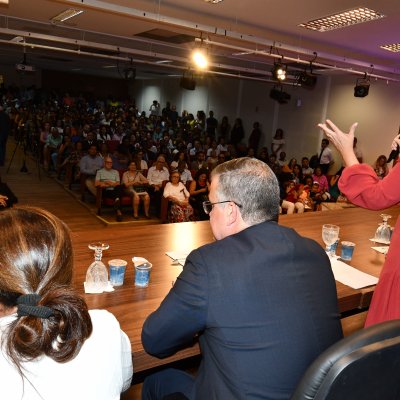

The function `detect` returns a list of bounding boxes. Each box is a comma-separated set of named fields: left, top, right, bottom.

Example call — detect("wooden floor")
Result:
left=0, top=139, right=160, bottom=232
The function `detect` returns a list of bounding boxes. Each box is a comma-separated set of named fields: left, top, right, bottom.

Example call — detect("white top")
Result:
left=147, top=166, right=170, bottom=185
left=271, top=138, right=285, bottom=158
left=0, top=310, right=133, bottom=400
left=320, top=146, right=333, bottom=165
left=163, top=182, right=190, bottom=202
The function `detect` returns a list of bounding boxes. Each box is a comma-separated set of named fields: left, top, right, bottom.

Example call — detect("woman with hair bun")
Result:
left=0, top=207, right=133, bottom=400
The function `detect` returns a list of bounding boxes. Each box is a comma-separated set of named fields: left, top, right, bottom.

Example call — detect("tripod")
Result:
left=7, top=130, right=41, bottom=179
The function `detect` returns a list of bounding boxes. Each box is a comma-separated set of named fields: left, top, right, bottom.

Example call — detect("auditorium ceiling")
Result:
left=0, top=0, right=399, bottom=84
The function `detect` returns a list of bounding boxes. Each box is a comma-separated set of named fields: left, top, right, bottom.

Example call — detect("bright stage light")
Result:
left=192, top=50, right=208, bottom=70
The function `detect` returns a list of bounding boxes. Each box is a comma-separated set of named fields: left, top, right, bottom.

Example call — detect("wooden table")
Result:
left=71, top=205, right=399, bottom=372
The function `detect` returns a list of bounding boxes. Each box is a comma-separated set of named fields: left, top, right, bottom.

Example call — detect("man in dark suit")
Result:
left=141, top=157, right=343, bottom=400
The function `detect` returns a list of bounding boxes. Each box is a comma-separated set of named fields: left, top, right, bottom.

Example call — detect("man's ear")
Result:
left=225, top=201, right=238, bottom=226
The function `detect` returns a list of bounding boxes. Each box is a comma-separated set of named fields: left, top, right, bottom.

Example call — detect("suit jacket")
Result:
left=142, top=220, right=343, bottom=399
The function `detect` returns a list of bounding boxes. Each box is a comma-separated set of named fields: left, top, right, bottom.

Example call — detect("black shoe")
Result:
left=116, top=212, right=123, bottom=222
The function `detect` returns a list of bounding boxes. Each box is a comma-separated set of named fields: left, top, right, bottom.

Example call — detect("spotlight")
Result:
left=192, top=49, right=208, bottom=70
left=270, top=87, right=291, bottom=104
left=354, top=73, right=370, bottom=97
left=271, top=63, right=287, bottom=81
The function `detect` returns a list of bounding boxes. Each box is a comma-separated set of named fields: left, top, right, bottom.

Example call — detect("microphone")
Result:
left=387, top=126, right=400, bottom=163
left=387, top=146, right=399, bottom=163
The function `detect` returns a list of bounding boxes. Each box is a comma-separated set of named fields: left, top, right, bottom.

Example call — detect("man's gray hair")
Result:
left=211, top=157, right=280, bottom=225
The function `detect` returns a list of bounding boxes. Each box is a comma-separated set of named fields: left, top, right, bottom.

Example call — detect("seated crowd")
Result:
left=1, top=85, right=383, bottom=221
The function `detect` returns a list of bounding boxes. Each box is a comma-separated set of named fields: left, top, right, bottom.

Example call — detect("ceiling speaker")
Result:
left=270, top=88, right=291, bottom=104
left=354, top=83, right=370, bottom=97
left=298, top=72, right=317, bottom=88
left=180, top=76, right=196, bottom=90
left=124, top=68, right=136, bottom=80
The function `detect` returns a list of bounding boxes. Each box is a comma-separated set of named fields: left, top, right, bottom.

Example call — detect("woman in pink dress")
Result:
left=318, top=119, right=400, bottom=327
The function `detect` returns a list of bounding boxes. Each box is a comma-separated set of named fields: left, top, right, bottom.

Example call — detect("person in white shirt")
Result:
left=147, top=155, right=170, bottom=215
left=0, top=207, right=133, bottom=400
left=318, top=138, right=334, bottom=175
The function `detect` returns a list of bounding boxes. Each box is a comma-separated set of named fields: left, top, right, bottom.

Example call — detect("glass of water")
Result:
left=322, top=224, right=340, bottom=257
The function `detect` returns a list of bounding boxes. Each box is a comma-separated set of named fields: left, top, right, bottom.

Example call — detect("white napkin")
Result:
left=84, top=281, right=115, bottom=294
left=371, top=246, right=389, bottom=255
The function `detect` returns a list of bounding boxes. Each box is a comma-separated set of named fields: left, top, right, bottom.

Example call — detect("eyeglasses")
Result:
left=202, top=200, right=242, bottom=215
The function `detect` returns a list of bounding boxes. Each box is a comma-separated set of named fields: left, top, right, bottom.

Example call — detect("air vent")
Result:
left=135, top=29, right=194, bottom=44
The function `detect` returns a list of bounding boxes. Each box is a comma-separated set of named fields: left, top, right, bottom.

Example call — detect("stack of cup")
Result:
left=132, top=257, right=153, bottom=287
left=108, top=259, right=128, bottom=287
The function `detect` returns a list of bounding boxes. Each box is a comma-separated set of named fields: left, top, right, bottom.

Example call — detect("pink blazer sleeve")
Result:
left=339, top=163, right=400, bottom=210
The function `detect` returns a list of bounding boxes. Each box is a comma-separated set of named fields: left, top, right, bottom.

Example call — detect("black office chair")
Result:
left=291, top=319, right=400, bottom=400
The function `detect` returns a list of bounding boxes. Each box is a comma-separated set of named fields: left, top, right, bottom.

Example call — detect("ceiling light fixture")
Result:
left=50, top=9, right=84, bottom=23
left=203, top=0, right=224, bottom=3
left=299, top=7, right=385, bottom=32
left=297, top=52, right=318, bottom=89
left=380, top=43, right=400, bottom=53
left=271, top=63, right=286, bottom=81
left=192, top=48, right=208, bottom=70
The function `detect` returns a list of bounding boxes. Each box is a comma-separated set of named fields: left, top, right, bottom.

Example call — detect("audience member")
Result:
left=282, top=157, right=297, bottom=174
left=79, top=144, right=104, bottom=196
left=95, top=156, right=124, bottom=222
left=318, top=138, right=334, bottom=175
left=122, top=161, right=150, bottom=219
left=312, top=166, right=331, bottom=200
left=0, top=207, right=132, bottom=399
left=301, top=156, right=314, bottom=176
left=230, top=117, right=245, bottom=147
left=189, top=168, right=210, bottom=221
left=248, top=121, right=262, bottom=155
left=206, top=110, right=218, bottom=139
left=44, top=127, right=63, bottom=172
left=141, top=157, right=342, bottom=399
left=277, top=151, right=287, bottom=167
left=163, top=170, right=193, bottom=223
left=271, top=128, right=285, bottom=158
left=147, top=155, right=170, bottom=215
left=218, top=116, right=230, bottom=141
left=329, top=166, right=345, bottom=201
left=190, top=151, right=207, bottom=172
left=175, top=160, right=192, bottom=184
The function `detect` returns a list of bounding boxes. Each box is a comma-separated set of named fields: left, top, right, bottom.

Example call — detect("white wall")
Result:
left=121, top=73, right=400, bottom=169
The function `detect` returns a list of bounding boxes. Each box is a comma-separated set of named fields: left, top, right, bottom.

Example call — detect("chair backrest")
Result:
left=290, top=319, right=400, bottom=400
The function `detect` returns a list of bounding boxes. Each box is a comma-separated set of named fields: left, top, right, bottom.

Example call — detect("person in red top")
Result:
left=318, top=119, right=400, bottom=327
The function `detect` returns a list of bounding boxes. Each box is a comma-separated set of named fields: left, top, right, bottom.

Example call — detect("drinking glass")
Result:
left=322, top=224, right=340, bottom=257
left=374, top=214, right=392, bottom=244
left=86, top=242, right=110, bottom=292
